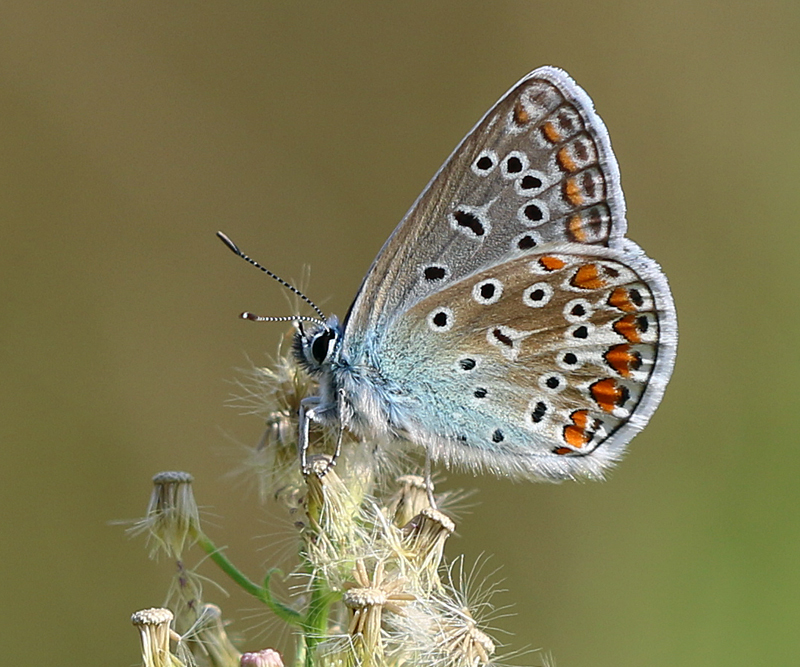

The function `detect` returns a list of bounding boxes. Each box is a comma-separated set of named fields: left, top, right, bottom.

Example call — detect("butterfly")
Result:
left=221, top=66, right=677, bottom=482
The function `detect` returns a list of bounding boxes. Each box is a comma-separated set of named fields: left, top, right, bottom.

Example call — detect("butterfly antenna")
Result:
left=217, top=231, right=327, bottom=324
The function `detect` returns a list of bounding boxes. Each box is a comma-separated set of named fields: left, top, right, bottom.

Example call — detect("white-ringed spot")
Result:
left=471, top=149, right=498, bottom=176
left=472, top=278, right=503, bottom=305
left=457, top=357, right=478, bottom=372
left=421, top=264, right=448, bottom=282
left=501, top=151, right=529, bottom=178
left=538, top=373, right=567, bottom=394
left=450, top=206, right=490, bottom=239
left=557, top=350, right=583, bottom=371
left=517, top=199, right=549, bottom=227
left=427, top=307, right=454, bottom=332
left=514, top=169, right=547, bottom=196
left=567, top=322, right=595, bottom=341
left=512, top=230, right=542, bottom=252
left=563, top=298, right=593, bottom=323
left=486, top=325, right=532, bottom=361
left=527, top=399, right=549, bottom=427
left=523, top=282, right=553, bottom=308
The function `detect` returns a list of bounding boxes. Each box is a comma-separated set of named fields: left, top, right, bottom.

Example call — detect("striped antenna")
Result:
left=217, top=231, right=327, bottom=324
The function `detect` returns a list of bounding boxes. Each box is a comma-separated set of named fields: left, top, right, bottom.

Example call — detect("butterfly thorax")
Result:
left=294, top=315, right=411, bottom=442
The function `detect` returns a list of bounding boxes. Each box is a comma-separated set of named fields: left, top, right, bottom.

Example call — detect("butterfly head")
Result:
left=292, top=316, right=342, bottom=375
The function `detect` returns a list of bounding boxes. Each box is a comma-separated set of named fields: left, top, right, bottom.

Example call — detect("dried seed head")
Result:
left=301, top=455, right=375, bottom=586
left=304, top=455, right=362, bottom=537
left=387, top=474, right=433, bottom=527
left=439, top=605, right=496, bottom=666
left=189, top=604, right=242, bottom=667
left=131, top=607, right=183, bottom=667
left=230, top=353, right=331, bottom=502
left=129, top=472, right=201, bottom=559
left=385, top=556, right=505, bottom=667
left=342, top=559, right=415, bottom=666
left=233, top=359, right=308, bottom=501
left=164, top=560, right=206, bottom=634
left=402, top=508, right=456, bottom=589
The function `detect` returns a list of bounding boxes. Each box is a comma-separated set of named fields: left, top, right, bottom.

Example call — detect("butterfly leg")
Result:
left=424, top=454, right=437, bottom=510
left=298, top=396, right=320, bottom=476
left=299, top=395, right=343, bottom=477
left=327, top=387, right=348, bottom=467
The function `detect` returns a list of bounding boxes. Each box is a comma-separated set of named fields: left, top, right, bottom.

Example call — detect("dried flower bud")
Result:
left=240, top=649, right=284, bottom=667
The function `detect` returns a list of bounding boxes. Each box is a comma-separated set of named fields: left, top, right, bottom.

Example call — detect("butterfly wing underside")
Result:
left=343, top=67, right=627, bottom=343
left=337, top=67, right=676, bottom=479
left=378, top=245, right=676, bottom=480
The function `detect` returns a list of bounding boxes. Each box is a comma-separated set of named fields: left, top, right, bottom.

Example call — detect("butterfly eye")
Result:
left=310, top=329, right=336, bottom=364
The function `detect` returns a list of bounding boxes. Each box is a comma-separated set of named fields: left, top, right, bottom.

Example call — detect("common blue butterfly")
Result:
left=222, top=67, right=677, bottom=481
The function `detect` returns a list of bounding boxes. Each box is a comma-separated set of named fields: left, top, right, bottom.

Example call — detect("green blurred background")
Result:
left=2, top=2, right=798, bottom=665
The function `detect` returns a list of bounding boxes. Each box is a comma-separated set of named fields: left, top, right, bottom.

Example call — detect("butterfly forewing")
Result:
left=344, top=67, right=627, bottom=344
left=376, top=244, right=673, bottom=480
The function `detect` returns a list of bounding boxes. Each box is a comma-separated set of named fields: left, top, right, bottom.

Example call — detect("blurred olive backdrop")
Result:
left=2, top=2, right=798, bottom=666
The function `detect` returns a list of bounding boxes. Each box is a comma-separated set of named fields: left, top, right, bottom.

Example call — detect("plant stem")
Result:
left=197, top=535, right=303, bottom=626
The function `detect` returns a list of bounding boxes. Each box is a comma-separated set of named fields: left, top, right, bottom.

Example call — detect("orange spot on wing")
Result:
left=539, top=255, right=566, bottom=271
left=513, top=100, right=530, bottom=125
left=542, top=121, right=561, bottom=143
left=604, top=344, right=641, bottom=378
left=613, top=314, right=642, bottom=343
left=563, top=410, right=590, bottom=448
left=571, top=264, right=606, bottom=290
left=557, top=146, right=578, bottom=173
left=608, top=287, right=637, bottom=312
left=564, top=178, right=584, bottom=206
left=590, top=378, right=628, bottom=412
left=568, top=214, right=587, bottom=242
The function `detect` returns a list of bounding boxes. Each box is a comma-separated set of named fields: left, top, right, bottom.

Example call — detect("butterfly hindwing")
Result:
left=376, top=243, right=675, bottom=480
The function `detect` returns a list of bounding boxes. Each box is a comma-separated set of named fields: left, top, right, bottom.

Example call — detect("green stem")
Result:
left=301, top=571, right=340, bottom=667
left=197, top=535, right=302, bottom=626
